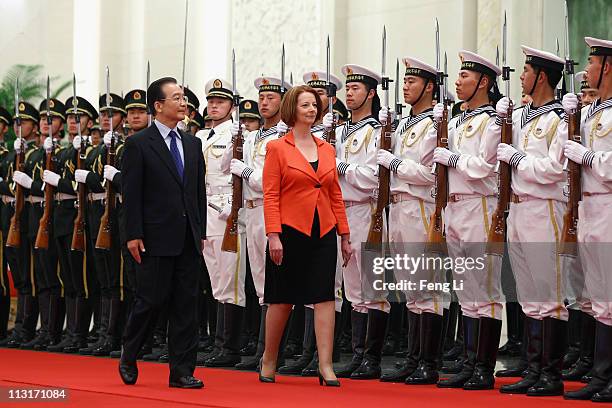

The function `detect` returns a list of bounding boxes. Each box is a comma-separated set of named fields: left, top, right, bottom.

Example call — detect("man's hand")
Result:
left=127, top=239, right=146, bottom=264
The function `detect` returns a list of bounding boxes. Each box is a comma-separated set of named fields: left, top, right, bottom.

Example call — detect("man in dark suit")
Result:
left=119, top=77, right=207, bottom=389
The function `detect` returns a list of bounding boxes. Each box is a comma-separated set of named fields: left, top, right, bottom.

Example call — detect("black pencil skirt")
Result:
left=264, top=212, right=337, bottom=305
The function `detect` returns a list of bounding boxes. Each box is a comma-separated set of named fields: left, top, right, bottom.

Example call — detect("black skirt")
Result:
left=264, top=211, right=337, bottom=305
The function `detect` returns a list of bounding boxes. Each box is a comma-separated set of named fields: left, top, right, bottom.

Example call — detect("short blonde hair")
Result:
left=280, top=85, right=323, bottom=127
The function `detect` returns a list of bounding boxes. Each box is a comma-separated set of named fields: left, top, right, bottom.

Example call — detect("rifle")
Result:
left=71, top=73, right=87, bottom=251
left=7, top=79, right=24, bottom=248
left=426, top=20, right=448, bottom=255
left=394, top=58, right=404, bottom=129
left=324, top=35, right=337, bottom=146
left=96, top=67, right=115, bottom=250
left=222, top=50, right=243, bottom=253
left=367, top=26, right=392, bottom=246
left=560, top=0, right=581, bottom=257
left=486, top=12, right=514, bottom=257
left=35, top=76, right=55, bottom=249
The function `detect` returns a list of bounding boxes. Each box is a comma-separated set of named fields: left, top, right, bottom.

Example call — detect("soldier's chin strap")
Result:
left=412, top=79, right=431, bottom=110
left=353, top=89, right=371, bottom=116
left=596, top=56, right=608, bottom=90
left=465, top=73, right=484, bottom=104
left=528, top=68, right=542, bottom=96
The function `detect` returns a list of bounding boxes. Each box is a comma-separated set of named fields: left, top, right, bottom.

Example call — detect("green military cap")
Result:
left=183, top=87, right=200, bottom=111
left=64, top=96, right=98, bottom=120
left=99, top=93, right=127, bottom=115
left=190, top=110, right=205, bottom=128
left=239, top=99, right=260, bottom=120
left=39, top=98, right=66, bottom=121
left=203, top=107, right=210, bottom=121
left=14, top=101, right=40, bottom=123
left=0, top=106, right=13, bottom=127
left=333, top=99, right=349, bottom=122
left=125, top=89, right=147, bottom=110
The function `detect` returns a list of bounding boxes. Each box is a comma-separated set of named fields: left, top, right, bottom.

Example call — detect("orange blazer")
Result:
left=263, top=131, right=350, bottom=238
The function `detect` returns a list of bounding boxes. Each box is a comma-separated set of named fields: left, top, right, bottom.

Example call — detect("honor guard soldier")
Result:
left=494, top=46, right=568, bottom=396
left=189, top=110, right=205, bottom=135
left=2, top=102, right=39, bottom=348
left=196, top=78, right=246, bottom=367
left=45, top=96, right=98, bottom=353
left=203, top=107, right=213, bottom=129
left=303, top=71, right=342, bottom=139
left=576, top=70, right=599, bottom=106
left=239, top=99, right=261, bottom=132
left=322, top=64, right=388, bottom=380
left=227, top=76, right=291, bottom=371
left=14, top=98, right=66, bottom=351
left=76, top=93, right=125, bottom=356
left=376, top=57, right=443, bottom=383
left=0, top=107, right=12, bottom=343
left=183, top=87, right=200, bottom=129
left=562, top=36, right=612, bottom=402
left=333, top=99, right=349, bottom=124
left=431, top=51, right=504, bottom=389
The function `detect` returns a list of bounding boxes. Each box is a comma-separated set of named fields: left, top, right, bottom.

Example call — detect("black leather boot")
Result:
left=496, top=315, right=528, bottom=377
left=351, top=309, right=389, bottom=379
left=46, top=293, right=64, bottom=348
left=199, top=303, right=224, bottom=364
left=381, top=310, right=419, bottom=382
left=565, top=321, right=612, bottom=400
left=438, top=315, right=478, bottom=388
left=335, top=310, right=367, bottom=378
left=500, top=317, right=542, bottom=394
left=526, top=317, right=567, bottom=396
left=80, top=296, right=109, bottom=355
left=22, top=291, right=50, bottom=350
left=302, top=350, right=319, bottom=377
left=498, top=302, right=523, bottom=357
left=63, top=297, right=91, bottom=353
left=279, top=307, right=315, bottom=374
left=235, top=304, right=266, bottom=371
left=405, top=312, right=443, bottom=385
left=563, top=312, right=595, bottom=381
left=92, top=297, right=122, bottom=356
left=332, top=311, right=342, bottom=363
left=563, top=309, right=582, bottom=369
left=463, top=317, right=502, bottom=390
left=205, top=303, right=244, bottom=367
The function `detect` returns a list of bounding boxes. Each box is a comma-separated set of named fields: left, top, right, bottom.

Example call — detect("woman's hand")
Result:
left=341, top=235, right=352, bottom=267
left=268, top=233, right=283, bottom=265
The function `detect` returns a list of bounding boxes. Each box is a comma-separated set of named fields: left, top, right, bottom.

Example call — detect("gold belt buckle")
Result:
left=390, top=194, right=399, bottom=204
left=246, top=200, right=254, bottom=209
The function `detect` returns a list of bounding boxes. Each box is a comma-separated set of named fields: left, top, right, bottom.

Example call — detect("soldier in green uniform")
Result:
left=0, top=107, right=12, bottom=343
left=76, top=93, right=125, bottom=356
left=189, top=110, right=205, bottom=135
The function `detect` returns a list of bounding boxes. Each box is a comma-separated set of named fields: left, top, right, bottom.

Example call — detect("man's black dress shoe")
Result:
left=169, top=376, right=204, bottom=389
left=119, top=362, right=138, bottom=385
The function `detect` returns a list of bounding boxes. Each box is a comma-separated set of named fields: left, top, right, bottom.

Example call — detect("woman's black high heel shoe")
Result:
left=318, top=371, right=340, bottom=387
left=259, top=358, right=275, bottom=383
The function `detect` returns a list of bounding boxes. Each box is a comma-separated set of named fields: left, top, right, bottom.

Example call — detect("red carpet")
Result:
left=0, top=349, right=593, bottom=407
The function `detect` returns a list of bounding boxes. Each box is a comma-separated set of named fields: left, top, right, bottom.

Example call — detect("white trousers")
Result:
left=245, top=205, right=266, bottom=305
left=202, top=233, right=247, bottom=307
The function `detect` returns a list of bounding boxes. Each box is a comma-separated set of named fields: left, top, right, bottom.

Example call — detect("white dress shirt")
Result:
left=154, top=119, right=184, bottom=165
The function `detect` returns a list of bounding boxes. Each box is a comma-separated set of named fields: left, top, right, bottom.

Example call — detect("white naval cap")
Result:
left=458, top=50, right=502, bottom=77
left=254, top=76, right=292, bottom=94
left=302, top=71, right=342, bottom=91
left=205, top=78, right=233, bottom=100
left=341, top=64, right=381, bottom=87
left=402, top=56, right=437, bottom=81
left=575, top=71, right=590, bottom=90
left=585, top=36, right=612, bottom=56
left=521, top=45, right=565, bottom=71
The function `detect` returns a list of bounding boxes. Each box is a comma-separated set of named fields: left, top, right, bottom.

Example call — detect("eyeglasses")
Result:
left=160, top=95, right=187, bottom=103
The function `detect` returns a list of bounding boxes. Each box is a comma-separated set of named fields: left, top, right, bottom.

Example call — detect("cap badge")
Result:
left=244, top=101, right=252, bottom=110
left=213, top=79, right=222, bottom=88
left=134, top=91, right=141, bottom=100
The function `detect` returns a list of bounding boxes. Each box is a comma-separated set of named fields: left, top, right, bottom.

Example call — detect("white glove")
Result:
left=75, top=169, right=90, bottom=184
left=230, top=121, right=246, bottom=138
left=230, top=158, right=247, bottom=177
left=73, top=135, right=89, bottom=150
left=564, top=140, right=589, bottom=164
left=496, top=97, right=510, bottom=118
left=43, top=137, right=53, bottom=152
left=376, top=150, right=397, bottom=169
left=378, top=106, right=396, bottom=125
left=433, top=103, right=444, bottom=122
left=103, top=131, right=119, bottom=147
left=322, top=112, right=336, bottom=130
left=218, top=204, right=232, bottom=221
left=104, top=165, right=120, bottom=182
left=497, top=143, right=520, bottom=164
left=14, top=138, right=23, bottom=153
left=43, top=170, right=60, bottom=187
left=433, top=147, right=458, bottom=166
left=276, top=120, right=288, bottom=136
left=13, top=171, right=32, bottom=189
left=562, top=93, right=579, bottom=114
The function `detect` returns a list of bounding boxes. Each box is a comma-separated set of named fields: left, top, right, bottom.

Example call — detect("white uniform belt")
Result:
left=88, top=192, right=106, bottom=202
left=510, top=193, right=539, bottom=204
left=55, top=193, right=77, bottom=201
left=582, top=192, right=612, bottom=197
left=344, top=200, right=373, bottom=208
left=244, top=198, right=263, bottom=209
left=1, top=195, right=15, bottom=204
left=390, top=192, right=419, bottom=204
left=206, top=185, right=233, bottom=195
left=448, top=193, right=484, bottom=202
left=28, top=196, right=44, bottom=204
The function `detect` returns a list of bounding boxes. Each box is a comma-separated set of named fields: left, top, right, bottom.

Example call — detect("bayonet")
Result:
left=395, top=58, right=403, bottom=119
left=281, top=43, right=286, bottom=95
left=105, top=66, right=113, bottom=135
left=326, top=35, right=334, bottom=116
left=181, top=0, right=189, bottom=89
left=146, top=61, right=151, bottom=126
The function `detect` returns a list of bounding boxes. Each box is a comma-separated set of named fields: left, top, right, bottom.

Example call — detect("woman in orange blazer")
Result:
left=260, top=85, right=351, bottom=386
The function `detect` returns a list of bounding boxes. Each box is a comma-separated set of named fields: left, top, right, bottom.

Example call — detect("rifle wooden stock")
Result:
left=71, top=143, right=87, bottom=251
left=486, top=102, right=514, bottom=256
left=559, top=103, right=582, bottom=257
left=325, top=123, right=336, bottom=147
left=96, top=139, right=115, bottom=250
left=426, top=106, right=449, bottom=255
left=366, top=113, right=392, bottom=246
left=35, top=150, right=55, bottom=249
left=221, top=129, right=244, bottom=253
left=6, top=148, right=25, bottom=248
